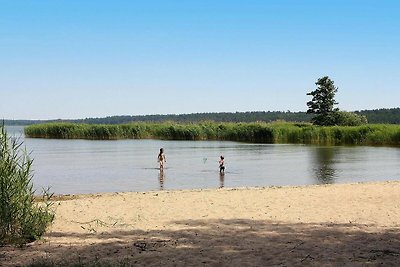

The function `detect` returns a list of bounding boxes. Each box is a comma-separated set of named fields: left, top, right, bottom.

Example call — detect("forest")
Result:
left=4, top=108, right=400, bottom=125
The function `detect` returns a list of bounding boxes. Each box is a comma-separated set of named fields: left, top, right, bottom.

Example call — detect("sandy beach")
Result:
left=2, top=181, right=400, bottom=266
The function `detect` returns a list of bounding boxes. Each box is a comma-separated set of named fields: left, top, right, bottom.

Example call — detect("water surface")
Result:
left=5, top=126, right=400, bottom=194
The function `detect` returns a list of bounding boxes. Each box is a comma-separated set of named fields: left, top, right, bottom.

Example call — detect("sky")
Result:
left=1, top=0, right=400, bottom=120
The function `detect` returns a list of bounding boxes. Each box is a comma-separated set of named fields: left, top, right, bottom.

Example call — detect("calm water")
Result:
left=5, top=126, right=400, bottom=194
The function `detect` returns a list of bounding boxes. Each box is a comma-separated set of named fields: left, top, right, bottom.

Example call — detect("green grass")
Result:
left=24, top=122, right=400, bottom=146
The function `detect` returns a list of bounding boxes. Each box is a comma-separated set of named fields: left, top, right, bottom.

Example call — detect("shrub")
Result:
left=0, top=124, right=54, bottom=245
left=334, top=111, right=368, bottom=126
left=310, top=113, right=338, bottom=126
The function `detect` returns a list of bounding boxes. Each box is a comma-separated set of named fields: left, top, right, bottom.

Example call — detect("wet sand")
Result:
left=2, top=181, right=400, bottom=266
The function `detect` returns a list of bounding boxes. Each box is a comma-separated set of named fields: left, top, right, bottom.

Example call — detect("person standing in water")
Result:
left=158, top=148, right=166, bottom=170
left=219, top=155, right=225, bottom=173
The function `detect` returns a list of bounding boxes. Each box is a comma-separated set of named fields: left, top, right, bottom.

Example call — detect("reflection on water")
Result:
left=219, top=172, right=225, bottom=188
left=158, top=170, right=165, bottom=190
left=4, top=126, right=400, bottom=194
left=312, top=147, right=337, bottom=184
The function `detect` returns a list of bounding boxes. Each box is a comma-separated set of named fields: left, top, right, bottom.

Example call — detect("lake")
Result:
left=5, top=126, right=400, bottom=194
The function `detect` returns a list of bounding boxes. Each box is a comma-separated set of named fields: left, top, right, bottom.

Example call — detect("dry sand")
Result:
left=2, top=181, right=400, bottom=266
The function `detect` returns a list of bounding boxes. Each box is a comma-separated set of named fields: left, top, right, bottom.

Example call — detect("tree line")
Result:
left=4, top=108, right=400, bottom=126
left=355, top=108, right=400, bottom=124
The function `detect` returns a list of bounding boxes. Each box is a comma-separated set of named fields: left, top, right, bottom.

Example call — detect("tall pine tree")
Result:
left=306, top=76, right=339, bottom=125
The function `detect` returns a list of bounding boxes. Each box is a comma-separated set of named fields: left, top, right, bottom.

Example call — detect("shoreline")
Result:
left=4, top=180, right=400, bottom=266
left=48, top=179, right=399, bottom=200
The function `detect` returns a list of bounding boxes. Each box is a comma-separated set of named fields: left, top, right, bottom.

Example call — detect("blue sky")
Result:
left=1, top=0, right=399, bottom=120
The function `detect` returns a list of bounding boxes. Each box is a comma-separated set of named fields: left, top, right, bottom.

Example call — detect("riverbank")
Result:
left=2, top=181, right=400, bottom=266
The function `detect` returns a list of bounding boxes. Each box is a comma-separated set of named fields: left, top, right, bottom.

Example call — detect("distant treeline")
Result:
left=3, top=119, right=44, bottom=126
left=5, top=108, right=400, bottom=125
left=5, top=111, right=312, bottom=125
left=355, top=108, right=400, bottom=124
left=77, top=111, right=314, bottom=124
left=25, top=122, right=400, bottom=146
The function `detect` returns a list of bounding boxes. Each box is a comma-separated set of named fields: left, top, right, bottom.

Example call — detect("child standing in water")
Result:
left=158, top=148, right=166, bottom=170
left=219, top=155, right=225, bottom=173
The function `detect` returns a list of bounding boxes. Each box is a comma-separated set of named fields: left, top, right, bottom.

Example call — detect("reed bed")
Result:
left=1, top=125, right=54, bottom=245
left=24, top=122, right=400, bottom=146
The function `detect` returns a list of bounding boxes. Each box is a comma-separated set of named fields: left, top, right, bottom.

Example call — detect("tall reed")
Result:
left=24, top=122, right=400, bottom=146
left=0, top=124, right=54, bottom=245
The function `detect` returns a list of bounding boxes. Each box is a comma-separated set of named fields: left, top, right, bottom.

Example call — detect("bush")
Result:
left=0, top=124, right=54, bottom=245
left=311, top=113, right=338, bottom=126
left=311, top=111, right=368, bottom=126
left=334, top=111, right=368, bottom=126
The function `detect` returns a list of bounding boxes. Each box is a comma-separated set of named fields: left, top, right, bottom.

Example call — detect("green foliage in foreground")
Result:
left=24, top=122, right=400, bottom=146
left=0, top=125, right=54, bottom=246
